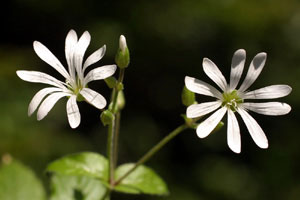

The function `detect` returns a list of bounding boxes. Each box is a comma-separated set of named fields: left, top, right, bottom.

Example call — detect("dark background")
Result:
left=1, top=0, right=300, bottom=199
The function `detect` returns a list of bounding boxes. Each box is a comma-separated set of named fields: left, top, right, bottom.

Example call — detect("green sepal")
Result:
left=115, top=47, right=130, bottom=69
left=114, top=163, right=169, bottom=195
left=192, top=121, right=224, bottom=133
left=46, top=152, right=109, bottom=182
left=181, top=114, right=197, bottom=128
left=182, top=86, right=196, bottom=106
left=117, top=90, right=126, bottom=110
left=100, top=110, right=115, bottom=126
left=104, top=77, right=117, bottom=89
left=211, top=121, right=224, bottom=134
left=116, top=82, right=124, bottom=91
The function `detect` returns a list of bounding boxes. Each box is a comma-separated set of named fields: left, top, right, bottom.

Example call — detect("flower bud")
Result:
left=119, top=35, right=127, bottom=52
left=115, top=35, right=130, bottom=68
left=100, top=110, right=115, bottom=126
left=182, top=86, right=196, bottom=106
left=117, top=90, right=126, bottom=110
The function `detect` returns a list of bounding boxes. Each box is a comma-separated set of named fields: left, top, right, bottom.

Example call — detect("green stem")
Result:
left=113, top=112, right=121, bottom=167
left=107, top=119, right=115, bottom=185
left=114, top=124, right=189, bottom=186
left=111, top=68, right=125, bottom=113
left=107, top=68, right=126, bottom=185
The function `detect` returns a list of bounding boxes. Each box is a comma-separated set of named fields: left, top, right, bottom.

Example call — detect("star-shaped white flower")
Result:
left=185, top=49, right=292, bottom=153
left=17, top=30, right=117, bottom=128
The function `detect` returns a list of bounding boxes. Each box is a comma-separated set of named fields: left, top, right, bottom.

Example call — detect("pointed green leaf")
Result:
left=50, top=174, right=107, bottom=200
left=114, top=163, right=169, bottom=195
left=47, top=152, right=108, bottom=181
left=0, top=159, right=46, bottom=200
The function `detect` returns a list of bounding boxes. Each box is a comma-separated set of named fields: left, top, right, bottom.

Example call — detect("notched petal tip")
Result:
left=70, top=122, right=80, bottom=129
left=229, top=145, right=241, bottom=154
left=16, top=70, right=23, bottom=78
left=28, top=108, right=34, bottom=117
left=285, top=103, right=292, bottom=114
left=81, top=31, right=91, bottom=40
left=232, top=49, right=246, bottom=63
left=260, top=142, right=269, bottom=149
left=285, top=85, right=292, bottom=95
left=252, top=52, right=267, bottom=69
left=68, top=29, right=76, bottom=34
left=202, top=57, right=212, bottom=65
left=196, top=129, right=208, bottom=139
left=235, top=49, right=246, bottom=54
left=37, top=113, right=43, bottom=121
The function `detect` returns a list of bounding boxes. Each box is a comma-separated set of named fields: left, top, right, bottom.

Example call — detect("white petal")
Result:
left=196, top=107, right=227, bottom=138
left=119, top=35, right=127, bottom=52
left=74, top=31, right=91, bottom=79
left=242, top=85, right=292, bottom=99
left=239, top=52, right=267, bottom=92
left=83, top=45, right=106, bottom=73
left=237, top=107, right=268, bottom=149
left=28, top=87, right=62, bottom=116
left=227, top=109, right=241, bottom=153
left=242, top=102, right=291, bottom=116
left=16, top=70, right=66, bottom=89
left=84, top=65, right=117, bottom=85
left=66, top=95, right=81, bottom=129
left=202, top=58, right=227, bottom=91
left=65, top=29, right=78, bottom=79
left=80, top=88, right=106, bottom=109
left=33, top=41, right=70, bottom=79
left=230, top=49, right=246, bottom=91
left=184, top=76, right=222, bottom=99
left=186, top=101, right=221, bottom=118
left=37, top=92, right=70, bottom=120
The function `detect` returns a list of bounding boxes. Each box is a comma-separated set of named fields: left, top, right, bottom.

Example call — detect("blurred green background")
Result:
left=1, top=0, right=300, bottom=199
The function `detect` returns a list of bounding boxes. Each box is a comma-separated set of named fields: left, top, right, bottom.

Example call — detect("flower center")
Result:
left=221, top=90, right=243, bottom=111
left=66, top=78, right=85, bottom=101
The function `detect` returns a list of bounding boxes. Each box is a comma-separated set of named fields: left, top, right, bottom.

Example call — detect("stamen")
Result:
left=222, top=90, right=243, bottom=111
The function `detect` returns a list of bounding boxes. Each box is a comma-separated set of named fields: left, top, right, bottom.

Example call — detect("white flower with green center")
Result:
left=16, top=30, right=117, bottom=128
left=185, top=49, right=292, bottom=153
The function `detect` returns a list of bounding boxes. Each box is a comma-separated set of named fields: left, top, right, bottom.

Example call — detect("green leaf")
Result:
left=47, top=152, right=108, bottom=181
left=114, top=163, right=169, bottom=195
left=0, top=158, right=46, bottom=200
left=50, top=174, right=107, bottom=200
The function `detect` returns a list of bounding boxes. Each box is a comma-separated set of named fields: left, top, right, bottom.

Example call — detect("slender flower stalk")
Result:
left=106, top=35, right=128, bottom=187
left=185, top=49, right=292, bottom=153
left=114, top=124, right=188, bottom=186
left=16, top=30, right=117, bottom=128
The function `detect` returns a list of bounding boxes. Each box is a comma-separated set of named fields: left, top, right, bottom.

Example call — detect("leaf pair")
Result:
left=46, top=152, right=169, bottom=197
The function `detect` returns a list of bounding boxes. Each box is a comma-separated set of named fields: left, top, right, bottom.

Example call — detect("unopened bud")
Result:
left=115, top=35, right=130, bottom=68
left=100, top=110, right=115, bottom=126
left=119, top=35, right=127, bottom=52
left=117, top=90, right=125, bottom=110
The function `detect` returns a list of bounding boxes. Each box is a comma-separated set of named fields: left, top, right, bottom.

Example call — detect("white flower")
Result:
left=185, top=49, right=292, bottom=153
left=17, top=30, right=117, bottom=128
